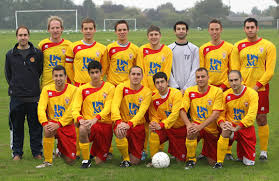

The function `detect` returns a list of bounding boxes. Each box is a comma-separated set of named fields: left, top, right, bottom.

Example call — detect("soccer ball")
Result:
left=152, top=152, right=170, bottom=168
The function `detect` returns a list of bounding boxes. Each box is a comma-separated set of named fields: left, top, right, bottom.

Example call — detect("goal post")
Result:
left=103, top=19, right=137, bottom=31
left=15, top=9, right=78, bottom=32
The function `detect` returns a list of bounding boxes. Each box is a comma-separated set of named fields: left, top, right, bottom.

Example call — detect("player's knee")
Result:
left=43, top=127, right=54, bottom=138
left=256, top=114, right=267, bottom=126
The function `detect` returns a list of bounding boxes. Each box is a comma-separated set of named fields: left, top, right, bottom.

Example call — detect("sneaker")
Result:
left=185, top=160, right=196, bottom=170
left=225, top=153, right=234, bottom=161
left=120, top=160, right=132, bottom=168
left=259, top=151, right=267, bottom=161
left=36, top=162, right=52, bottom=168
left=80, top=160, right=92, bottom=169
left=141, top=151, right=147, bottom=161
left=106, top=152, right=113, bottom=161
left=76, top=155, right=80, bottom=160
left=197, top=153, right=206, bottom=160
left=213, top=162, right=223, bottom=169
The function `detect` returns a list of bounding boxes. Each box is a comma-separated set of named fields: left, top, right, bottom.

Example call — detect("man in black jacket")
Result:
left=5, top=26, right=43, bottom=160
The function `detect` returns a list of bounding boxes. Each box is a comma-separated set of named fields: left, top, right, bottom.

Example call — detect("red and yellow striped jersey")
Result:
left=38, top=38, right=72, bottom=88
left=106, top=42, right=139, bottom=86
left=111, top=81, right=152, bottom=127
left=137, top=44, right=172, bottom=91
left=72, top=81, right=115, bottom=124
left=199, top=41, right=234, bottom=89
left=38, top=83, right=77, bottom=126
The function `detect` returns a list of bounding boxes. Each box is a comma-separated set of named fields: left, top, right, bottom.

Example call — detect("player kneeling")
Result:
left=72, top=61, right=115, bottom=168
left=112, top=66, right=152, bottom=167
left=36, top=65, right=77, bottom=168
left=214, top=70, right=258, bottom=168
left=147, top=72, right=187, bottom=167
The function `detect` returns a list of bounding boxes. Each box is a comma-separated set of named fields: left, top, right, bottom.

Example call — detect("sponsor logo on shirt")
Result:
left=148, top=62, right=162, bottom=75
left=54, top=104, right=66, bottom=118
left=233, top=108, right=245, bottom=120
left=92, top=101, right=104, bottom=114
left=209, top=58, right=222, bottom=71
left=246, top=54, right=258, bottom=68
left=129, top=103, right=140, bottom=116
left=116, top=59, right=128, bottom=73
left=197, top=106, right=208, bottom=120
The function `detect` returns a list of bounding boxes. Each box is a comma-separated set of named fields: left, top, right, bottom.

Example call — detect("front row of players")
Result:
left=36, top=61, right=258, bottom=169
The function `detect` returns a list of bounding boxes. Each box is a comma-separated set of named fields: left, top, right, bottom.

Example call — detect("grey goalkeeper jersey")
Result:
left=168, top=41, right=200, bottom=90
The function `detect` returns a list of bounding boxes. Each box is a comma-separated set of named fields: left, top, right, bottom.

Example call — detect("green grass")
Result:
left=0, top=29, right=279, bottom=180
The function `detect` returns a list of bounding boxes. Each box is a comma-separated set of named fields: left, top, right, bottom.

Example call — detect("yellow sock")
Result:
left=143, top=122, right=149, bottom=152
left=217, top=135, right=229, bottom=163
left=258, top=124, right=269, bottom=151
left=115, top=137, right=130, bottom=161
left=109, top=145, right=113, bottom=153
left=76, top=127, right=80, bottom=156
left=159, top=143, right=165, bottom=152
left=79, top=142, right=90, bottom=160
left=149, top=132, right=160, bottom=158
left=227, top=145, right=232, bottom=154
left=43, top=137, right=55, bottom=163
left=186, top=139, right=197, bottom=162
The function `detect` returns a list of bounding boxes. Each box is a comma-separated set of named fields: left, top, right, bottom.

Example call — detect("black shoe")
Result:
left=76, top=156, right=80, bottom=160
left=259, top=155, right=267, bottom=161
left=225, top=154, right=234, bottom=161
left=213, top=162, right=223, bottom=169
left=81, top=160, right=92, bottom=169
left=185, top=160, right=196, bottom=170
left=106, top=152, right=113, bottom=161
left=120, top=160, right=132, bottom=168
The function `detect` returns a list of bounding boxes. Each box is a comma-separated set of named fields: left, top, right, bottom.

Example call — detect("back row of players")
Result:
left=33, top=16, right=276, bottom=169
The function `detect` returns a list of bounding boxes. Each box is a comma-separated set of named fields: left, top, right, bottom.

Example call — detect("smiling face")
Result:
left=147, top=30, right=161, bottom=47
left=16, top=28, right=29, bottom=48
left=115, top=23, right=129, bottom=42
left=196, top=70, right=209, bottom=88
left=208, top=23, right=222, bottom=42
left=81, top=23, right=96, bottom=41
left=53, top=70, right=66, bottom=88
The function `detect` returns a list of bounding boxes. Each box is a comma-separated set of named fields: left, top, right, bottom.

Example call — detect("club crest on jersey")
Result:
left=259, top=47, right=264, bottom=53
left=129, top=53, right=133, bottom=59
left=169, top=104, right=173, bottom=108
left=161, top=56, right=166, bottom=62
left=244, top=102, right=248, bottom=107
left=138, top=97, right=143, bottom=103
left=208, top=99, right=212, bottom=106
left=222, top=52, right=226, bottom=59
left=103, top=92, right=108, bottom=99
left=65, top=97, right=70, bottom=105
left=96, top=51, right=100, bottom=57
left=30, top=57, right=35, bottom=62
left=62, top=48, right=66, bottom=54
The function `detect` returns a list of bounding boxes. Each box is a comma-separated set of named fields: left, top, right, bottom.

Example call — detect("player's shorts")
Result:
left=56, top=123, right=77, bottom=160
left=155, top=126, right=187, bottom=161
left=127, top=124, right=146, bottom=159
left=89, top=122, right=113, bottom=161
left=199, top=129, right=219, bottom=161
left=229, top=125, right=256, bottom=162
left=258, top=84, right=269, bottom=114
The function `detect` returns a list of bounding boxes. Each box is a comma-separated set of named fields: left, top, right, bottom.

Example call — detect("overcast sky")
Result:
left=73, top=0, right=277, bottom=13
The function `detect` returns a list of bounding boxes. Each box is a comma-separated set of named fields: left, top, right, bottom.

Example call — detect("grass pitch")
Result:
left=0, top=28, right=278, bottom=181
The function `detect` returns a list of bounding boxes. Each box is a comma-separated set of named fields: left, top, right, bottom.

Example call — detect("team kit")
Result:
left=6, top=16, right=276, bottom=170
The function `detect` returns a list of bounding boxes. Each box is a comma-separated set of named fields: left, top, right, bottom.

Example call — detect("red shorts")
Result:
left=155, top=126, right=187, bottom=161
left=258, top=84, right=269, bottom=114
left=230, top=126, right=256, bottom=161
left=199, top=129, right=219, bottom=161
left=126, top=124, right=145, bottom=159
left=56, top=123, right=77, bottom=160
left=89, top=122, right=113, bottom=161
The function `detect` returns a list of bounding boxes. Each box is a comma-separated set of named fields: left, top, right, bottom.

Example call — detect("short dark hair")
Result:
left=196, top=67, right=208, bottom=75
left=244, top=17, right=258, bottom=27
left=208, top=19, right=222, bottom=28
left=52, top=65, right=66, bottom=75
left=88, top=60, right=102, bottom=72
left=153, top=72, right=168, bottom=83
left=129, top=66, right=143, bottom=75
left=114, top=20, right=129, bottom=31
left=228, top=70, right=242, bottom=79
left=16, top=25, right=30, bottom=36
left=81, top=18, right=96, bottom=29
left=173, top=21, right=189, bottom=31
left=147, top=25, right=161, bottom=35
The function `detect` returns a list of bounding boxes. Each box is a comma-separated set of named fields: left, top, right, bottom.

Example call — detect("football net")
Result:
left=15, top=9, right=78, bottom=32
left=103, top=19, right=137, bottom=31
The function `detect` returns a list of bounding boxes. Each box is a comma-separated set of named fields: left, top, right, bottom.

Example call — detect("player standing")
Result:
left=38, top=16, right=72, bottom=88
left=214, top=70, right=258, bottom=168
left=36, top=65, right=77, bottom=168
left=168, top=21, right=199, bottom=94
left=72, top=61, right=115, bottom=168
left=231, top=18, right=276, bottom=160
left=180, top=68, right=224, bottom=169
left=111, top=66, right=152, bottom=167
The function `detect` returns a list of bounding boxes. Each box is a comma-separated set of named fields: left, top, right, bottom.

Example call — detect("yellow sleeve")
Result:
left=241, top=90, right=258, bottom=127
left=182, top=90, right=190, bottom=112
left=199, top=47, right=205, bottom=68
left=101, top=48, right=109, bottom=78
left=98, top=85, right=115, bottom=122
left=129, top=91, right=152, bottom=126
left=58, top=88, right=77, bottom=126
left=65, top=45, right=75, bottom=83
left=257, top=43, right=276, bottom=87
left=72, top=87, right=83, bottom=123
left=136, top=48, right=148, bottom=87
left=111, top=84, right=124, bottom=121
left=164, top=49, right=173, bottom=80
left=37, top=87, right=49, bottom=125
left=213, top=88, right=224, bottom=111
left=230, top=45, right=241, bottom=70
left=161, top=91, right=182, bottom=129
